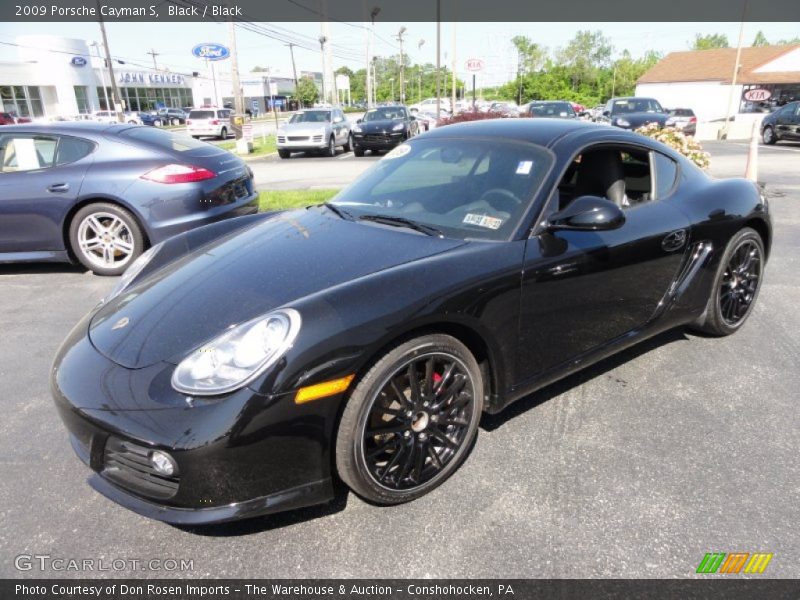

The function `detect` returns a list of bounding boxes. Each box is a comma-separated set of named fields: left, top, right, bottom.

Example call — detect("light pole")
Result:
left=435, top=0, right=441, bottom=115
left=368, top=7, right=380, bottom=107
left=390, top=78, right=394, bottom=102
left=319, top=35, right=328, bottom=104
left=396, top=27, right=406, bottom=103
left=418, top=39, right=425, bottom=101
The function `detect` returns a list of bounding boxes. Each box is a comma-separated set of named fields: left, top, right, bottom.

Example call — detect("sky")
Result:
left=1, top=21, right=799, bottom=87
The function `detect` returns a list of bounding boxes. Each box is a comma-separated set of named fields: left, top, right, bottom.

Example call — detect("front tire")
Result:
left=336, top=334, right=484, bottom=505
left=354, top=146, right=365, bottom=157
left=325, top=136, right=336, bottom=157
left=68, top=202, right=145, bottom=276
left=278, top=149, right=290, bottom=159
left=693, top=227, right=764, bottom=336
left=762, top=126, right=776, bottom=145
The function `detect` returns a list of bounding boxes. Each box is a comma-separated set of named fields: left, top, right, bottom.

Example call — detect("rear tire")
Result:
left=218, top=127, right=227, bottom=140
left=344, top=133, right=353, bottom=152
left=336, top=334, right=483, bottom=505
left=692, top=227, right=764, bottom=336
left=762, top=126, right=776, bottom=145
left=68, top=203, right=145, bottom=276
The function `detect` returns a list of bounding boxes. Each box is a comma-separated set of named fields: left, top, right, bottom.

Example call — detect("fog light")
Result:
left=149, top=451, right=177, bottom=476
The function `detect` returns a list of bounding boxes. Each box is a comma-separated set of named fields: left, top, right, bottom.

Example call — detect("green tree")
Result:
left=752, top=31, right=769, bottom=46
left=556, top=30, right=613, bottom=90
left=776, top=36, right=800, bottom=45
left=692, top=33, right=729, bottom=50
left=295, top=76, right=319, bottom=107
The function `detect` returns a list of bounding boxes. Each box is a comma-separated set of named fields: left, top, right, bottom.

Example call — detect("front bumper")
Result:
left=276, top=134, right=327, bottom=150
left=50, top=320, right=336, bottom=524
left=353, top=131, right=405, bottom=150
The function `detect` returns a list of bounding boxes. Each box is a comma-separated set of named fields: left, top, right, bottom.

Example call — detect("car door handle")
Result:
left=47, top=183, right=70, bottom=193
left=662, top=229, right=687, bottom=252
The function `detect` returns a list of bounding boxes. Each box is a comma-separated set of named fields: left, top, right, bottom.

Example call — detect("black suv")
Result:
left=761, top=101, right=800, bottom=144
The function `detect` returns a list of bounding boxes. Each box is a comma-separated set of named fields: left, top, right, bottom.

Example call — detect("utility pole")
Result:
left=418, top=39, right=425, bottom=102
left=367, top=7, right=380, bottom=108
left=319, top=35, right=328, bottom=104
left=435, top=0, right=441, bottom=115
left=396, top=27, right=406, bottom=103
left=451, top=9, right=457, bottom=110
left=722, top=0, right=748, bottom=139
left=90, top=41, right=110, bottom=112
left=147, top=48, right=159, bottom=71
left=287, top=43, right=298, bottom=86
left=96, top=8, right=123, bottom=121
left=227, top=19, right=244, bottom=140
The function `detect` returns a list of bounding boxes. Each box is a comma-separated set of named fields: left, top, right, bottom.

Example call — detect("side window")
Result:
left=0, top=135, right=58, bottom=172
left=56, top=136, right=95, bottom=166
left=619, top=149, right=652, bottom=205
left=652, top=152, right=678, bottom=200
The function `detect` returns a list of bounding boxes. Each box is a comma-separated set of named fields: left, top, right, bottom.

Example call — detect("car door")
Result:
left=0, top=133, right=94, bottom=254
left=774, top=104, right=797, bottom=140
left=787, top=103, right=800, bottom=140
left=515, top=144, right=691, bottom=383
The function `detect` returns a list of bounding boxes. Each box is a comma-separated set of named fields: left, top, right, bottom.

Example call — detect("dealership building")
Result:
left=635, top=44, right=800, bottom=123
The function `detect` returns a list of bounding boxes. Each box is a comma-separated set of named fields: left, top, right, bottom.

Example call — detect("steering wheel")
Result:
left=477, top=188, right=522, bottom=213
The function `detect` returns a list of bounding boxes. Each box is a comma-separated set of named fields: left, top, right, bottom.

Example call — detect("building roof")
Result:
left=638, top=45, right=800, bottom=85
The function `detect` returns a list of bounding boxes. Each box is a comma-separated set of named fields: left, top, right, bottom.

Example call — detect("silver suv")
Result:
left=277, top=108, right=352, bottom=158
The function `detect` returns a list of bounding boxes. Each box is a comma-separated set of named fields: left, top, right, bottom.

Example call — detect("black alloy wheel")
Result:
left=336, top=334, right=483, bottom=504
left=694, top=227, right=764, bottom=336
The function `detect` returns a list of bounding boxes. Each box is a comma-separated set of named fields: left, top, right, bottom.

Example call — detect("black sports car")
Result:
left=352, top=105, right=418, bottom=156
left=51, top=119, right=770, bottom=524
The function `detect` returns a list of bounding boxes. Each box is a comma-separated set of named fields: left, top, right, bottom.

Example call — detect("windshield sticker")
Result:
left=516, top=160, right=533, bottom=175
left=463, top=213, right=503, bottom=230
left=383, top=144, right=411, bottom=160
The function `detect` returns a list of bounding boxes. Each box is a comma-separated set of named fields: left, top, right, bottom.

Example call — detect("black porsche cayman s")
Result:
left=51, top=119, right=771, bottom=524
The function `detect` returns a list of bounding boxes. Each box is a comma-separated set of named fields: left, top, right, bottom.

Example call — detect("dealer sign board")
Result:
left=465, top=58, right=485, bottom=72
left=191, top=43, right=230, bottom=61
left=743, top=88, right=771, bottom=102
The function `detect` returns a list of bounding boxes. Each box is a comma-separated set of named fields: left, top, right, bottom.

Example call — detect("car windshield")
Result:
left=364, top=108, right=405, bottom=121
left=290, top=111, right=331, bottom=123
left=330, top=137, right=553, bottom=241
left=612, top=98, right=663, bottom=114
left=530, top=103, right=573, bottom=116
left=669, top=109, right=694, bottom=117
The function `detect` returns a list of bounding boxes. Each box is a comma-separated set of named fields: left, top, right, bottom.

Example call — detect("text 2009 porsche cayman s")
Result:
left=51, top=119, right=770, bottom=524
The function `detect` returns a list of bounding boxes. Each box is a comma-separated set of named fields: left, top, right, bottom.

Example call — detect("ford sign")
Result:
left=71, top=56, right=87, bottom=67
left=191, top=43, right=230, bottom=61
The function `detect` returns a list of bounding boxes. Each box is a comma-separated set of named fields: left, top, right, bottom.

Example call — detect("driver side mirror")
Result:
left=546, top=195, right=625, bottom=231
left=409, top=115, right=416, bottom=120
left=602, top=110, right=611, bottom=117
left=356, top=118, right=362, bottom=124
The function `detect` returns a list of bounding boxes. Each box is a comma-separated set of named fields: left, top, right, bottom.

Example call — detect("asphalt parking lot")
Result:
left=0, top=141, right=798, bottom=578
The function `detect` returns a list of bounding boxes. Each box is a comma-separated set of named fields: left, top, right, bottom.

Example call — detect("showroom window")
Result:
left=0, top=85, right=44, bottom=118
left=74, top=86, right=90, bottom=114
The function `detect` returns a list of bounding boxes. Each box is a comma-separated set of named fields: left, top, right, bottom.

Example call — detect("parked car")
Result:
left=50, top=118, right=771, bottom=524
left=666, top=108, right=698, bottom=136
left=760, top=101, right=800, bottom=145
left=0, top=111, right=32, bottom=125
left=276, top=107, right=352, bottom=158
left=526, top=101, right=577, bottom=119
left=599, top=97, right=669, bottom=130
left=137, top=111, right=163, bottom=127
left=408, top=97, right=451, bottom=115
left=489, top=101, right=519, bottom=117
left=414, top=111, right=440, bottom=132
left=352, top=105, right=419, bottom=156
left=589, top=105, right=605, bottom=121
left=570, top=102, right=588, bottom=118
left=157, top=108, right=188, bottom=125
left=186, top=107, right=232, bottom=140
left=90, top=111, right=141, bottom=125
left=0, top=122, right=257, bottom=275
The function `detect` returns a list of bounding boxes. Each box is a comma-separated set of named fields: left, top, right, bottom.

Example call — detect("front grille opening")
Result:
left=102, top=437, right=179, bottom=500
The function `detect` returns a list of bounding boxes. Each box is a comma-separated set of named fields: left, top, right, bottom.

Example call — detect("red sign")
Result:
left=465, top=58, right=484, bottom=72
left=743, top=88, right=771, bottom=102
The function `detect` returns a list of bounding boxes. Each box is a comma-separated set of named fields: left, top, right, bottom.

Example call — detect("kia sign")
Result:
left=191, top=43, right=230, bottom=61
left=743, top=88, right=771, bottom=102
left=465, top=58, right=484, bottom=72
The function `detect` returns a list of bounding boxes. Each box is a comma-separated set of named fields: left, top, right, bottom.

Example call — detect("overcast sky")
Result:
left=1, top=21, right=798, bottom=86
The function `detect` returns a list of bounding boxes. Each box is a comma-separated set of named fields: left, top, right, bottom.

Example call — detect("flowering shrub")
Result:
left=634, top=122, right=710, bottom=170
left=437, top=110, right=508, bottom=127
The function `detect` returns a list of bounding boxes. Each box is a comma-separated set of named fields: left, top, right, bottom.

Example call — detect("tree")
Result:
left=556, top=30, right=613, bottom=90
left=752, top=31, right=769, bottom=47
left=692, top=33, right=729, bottom=50
left=776, top=36, right=800, bottom=45
left=295, top=76, right=319, bottom=107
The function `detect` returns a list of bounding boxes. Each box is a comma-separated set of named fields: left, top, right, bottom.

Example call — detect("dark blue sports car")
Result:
left=0, top=122, right=258, bottom=275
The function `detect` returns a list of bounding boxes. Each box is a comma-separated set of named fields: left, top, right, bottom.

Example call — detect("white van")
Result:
left=186, top=108, right=232, bottom=140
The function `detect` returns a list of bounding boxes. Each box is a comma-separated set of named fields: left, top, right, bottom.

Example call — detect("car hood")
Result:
left=614, top=112, right=668, bottom=127
left=88, top=208, right=466, bottom=369
left=359, top=119, right=405, bottom=132
left=279, top=122, right=329, bottom=135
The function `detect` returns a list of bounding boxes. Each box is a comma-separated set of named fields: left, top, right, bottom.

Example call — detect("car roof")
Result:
left=0, top=121, right=132, bottom=135
left=421, top=118, right=633, bottom=148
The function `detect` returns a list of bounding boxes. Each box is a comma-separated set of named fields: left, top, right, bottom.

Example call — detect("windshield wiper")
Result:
left=358, top=214, right=443, bottom=237
left=320, top=202, right=355, bottom=221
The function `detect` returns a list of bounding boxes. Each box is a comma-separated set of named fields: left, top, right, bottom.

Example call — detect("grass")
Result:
left=257, top=189, right=340, bottom=212
left=219, top=135, right=277, bottom=157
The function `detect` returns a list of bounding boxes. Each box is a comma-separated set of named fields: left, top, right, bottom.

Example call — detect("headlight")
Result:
left=103, top=242, right=163, bottom=304
left=392, top=123, right=404, bottom=131
left=353, top=125, right=362, bottom=133
left=171, top=308, right=301, bottom=396
left=615, top=117, right=631, bottom=127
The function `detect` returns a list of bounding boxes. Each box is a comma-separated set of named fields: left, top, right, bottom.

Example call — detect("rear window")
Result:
left=118, top=127, right=209, bottom=152
left=189, top=110, right=214, bottom=119
left=669, top=109, right=695, bottom=117
left=530, top=103, right=574, bottom=117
